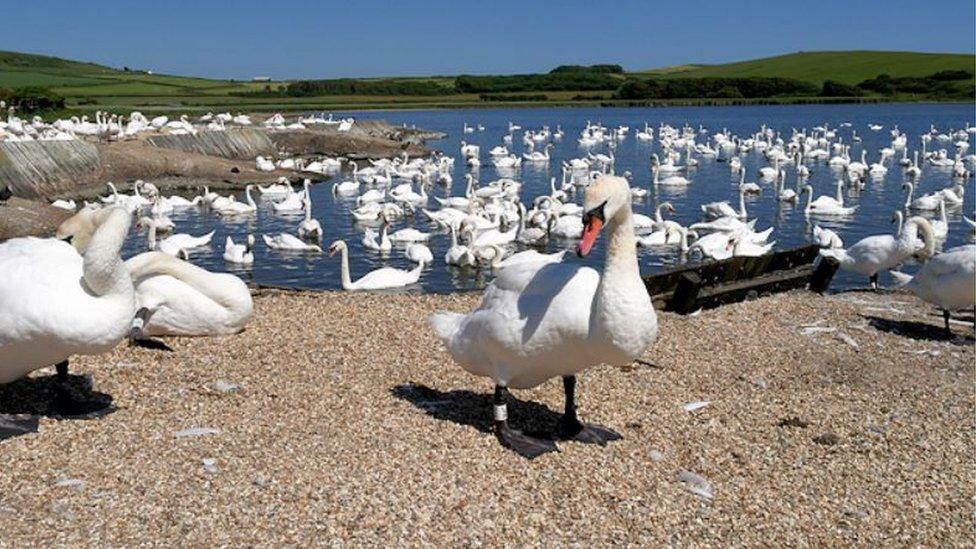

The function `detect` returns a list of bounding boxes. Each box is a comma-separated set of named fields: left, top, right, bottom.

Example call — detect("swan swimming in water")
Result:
left=224, top=235, right=255, bottom=265
left=428, top=176, right=658, bottom=458
left=328, top=240, right=424, bottom=290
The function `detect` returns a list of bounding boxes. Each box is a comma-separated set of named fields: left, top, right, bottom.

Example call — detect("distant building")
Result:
left=252, top=76, right=271, bottom=82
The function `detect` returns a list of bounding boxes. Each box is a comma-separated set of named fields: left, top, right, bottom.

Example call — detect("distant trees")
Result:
left=821, top=80, right=862, bottom=97
left=0, top=87, right=65, bottom=112
left=549, top=64, right=624, bottom=74
left=856, top=70, right=972, bottom=98
left=615, top=77, right=818, bottom=100
left=455, top=72, right=619, bottom=93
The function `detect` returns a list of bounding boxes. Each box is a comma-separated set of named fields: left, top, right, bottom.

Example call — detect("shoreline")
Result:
left=0, top=289, right=972, bottom=545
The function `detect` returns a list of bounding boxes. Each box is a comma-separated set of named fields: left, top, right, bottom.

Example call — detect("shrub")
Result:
left=821, top=80, right=862, bottom=96
left=0, top=86, right=65, bottom=112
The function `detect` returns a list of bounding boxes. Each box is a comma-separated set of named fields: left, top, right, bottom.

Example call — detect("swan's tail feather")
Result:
left=889, top=270, right=913, bottom=288
left=428, top=311, right=464, bottom=345
left=261, top=234, right=275, bottom=248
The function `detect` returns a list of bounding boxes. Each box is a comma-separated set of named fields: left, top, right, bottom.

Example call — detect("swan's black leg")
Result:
left=493, top=384, right=557, bottom=459
left=556, top=375, right=622, bottom=445
left=943, top=310, right=953, bottom=338
left=129, top=307, right=172, bottom=351
left=50, top=361, right=113, bottom=419
left=869, top=274, right=879, bottom=291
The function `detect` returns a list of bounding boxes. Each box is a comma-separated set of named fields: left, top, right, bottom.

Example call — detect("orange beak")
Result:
left=577, top=216, right=603, bottom=257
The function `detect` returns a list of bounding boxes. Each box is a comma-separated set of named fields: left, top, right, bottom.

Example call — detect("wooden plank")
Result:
left=670, top=272, right=703, bottom=314
left=809, top=255, right=840, bottom=294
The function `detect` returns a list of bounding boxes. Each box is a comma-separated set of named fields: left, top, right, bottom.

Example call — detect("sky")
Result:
left=3, top=0, right=974, bottom=80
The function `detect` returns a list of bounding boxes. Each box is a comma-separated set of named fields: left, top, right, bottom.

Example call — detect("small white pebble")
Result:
left=677, top=470, right=713, bottom=501
left=202, top=458, right=218, bottom=473
left=683, top=401, right=710, bottom=412
left=212, top=380, right=241, bottom=393
left=175, top=427, right=220, bottom=437
left=55, top=478, right=85, bottom=489
left=649, top=450, right=664, bottom=462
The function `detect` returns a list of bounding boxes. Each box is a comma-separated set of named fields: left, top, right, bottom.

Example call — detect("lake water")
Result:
left=120, top=103, right=976, bottom=293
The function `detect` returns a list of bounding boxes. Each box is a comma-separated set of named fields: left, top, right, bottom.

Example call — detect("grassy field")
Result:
left=0, top=49, right=972, bottom=114
left=639, top=50, right=976, bottom=85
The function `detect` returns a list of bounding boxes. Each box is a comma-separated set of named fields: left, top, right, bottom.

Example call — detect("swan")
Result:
left=138, top=217, right=213, bottom=255
left=464, top=217, right=519, bottom=247
left=51, top=199, right=76, bottom=211
left=801, top=183, right=857, bottom=216
left=214, top=185, right=257, bottom=215
left=821, top=216, right=934, bottom=288
left=224, top=235, right=255, bottom=265
left=728, top=234, right=775, bottom=257
left=445, top=223, right=477, bottom=267
left=328, top=240, right=423, bottom=290
left=689, top=217, right=756, bottom=234
left=812, top=225, right=844, bottom=249
left=636, top=225, right=679, bottom=247
left=263, top=232, right=322, bottom=252
left=255, top=156, right=276, bottom=172
left=405, top=243, right=434, bottom=264
left=0, top=207, right=136, bottom=415
left=550, top=214, right=584, bottom=239
left=428, top=176, right=657, bottom=458
left=272, top=180, right=310, bottom=212
left=891, top=245, right=976, bottom=336
left=758, top=157, right=780, bottom=180
left=516, top=205, right=551, bottom=245
left=389, top=227, right=432, bottom=243
left=701, top=184, right=752, bottom=220
left=362, top=216, right=393, bottom=253
left=930, top=199, right=949, bottom=240
left=653, top=167, right=690, bottom=186
left=297, top=197, right=323, bottom=240
left=125, top=251, right=253, bottom=336
left=258, top=177, right=293, bottom=198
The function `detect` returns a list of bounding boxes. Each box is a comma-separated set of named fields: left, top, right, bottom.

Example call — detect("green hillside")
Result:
left=639, top=50, right=975, bottom=85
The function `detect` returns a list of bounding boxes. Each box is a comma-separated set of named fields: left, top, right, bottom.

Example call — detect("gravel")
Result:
left=0, top=289, right=971, bottom=545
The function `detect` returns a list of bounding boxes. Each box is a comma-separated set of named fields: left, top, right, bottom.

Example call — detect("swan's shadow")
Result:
left=863, top=315, right=975, bottom=344
left=391, top=383, right=561, bottom=438
left=0, top=373, right=115, bottom=442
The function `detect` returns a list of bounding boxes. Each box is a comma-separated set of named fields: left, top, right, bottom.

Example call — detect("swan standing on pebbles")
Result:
left=821, top=216, right=934, bottom=289
left=0, top=207, right=147, bottom=416
left=428, top=176, right=658, bottom=458
left=328, top=240, right=424, bottom=290
left=892, top=245, right=976, bottom=337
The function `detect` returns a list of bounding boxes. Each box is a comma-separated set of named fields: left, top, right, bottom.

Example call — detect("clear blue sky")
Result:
left=4, top=0, right=974, bottom=79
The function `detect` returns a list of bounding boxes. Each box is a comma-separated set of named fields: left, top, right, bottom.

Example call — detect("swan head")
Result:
left=578, top=175, right=630, bottom=257
left=246, top=234, right=255, bottom=252
left=328, top=240, right=347, bottom=257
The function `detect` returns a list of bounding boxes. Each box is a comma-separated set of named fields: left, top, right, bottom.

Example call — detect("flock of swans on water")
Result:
left=1, top=110, right=974, bottom=456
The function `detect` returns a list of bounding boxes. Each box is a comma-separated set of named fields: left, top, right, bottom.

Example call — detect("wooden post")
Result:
left=809, top=256, right=839, bottom=294
left=670, top=272, right=702, bottom=314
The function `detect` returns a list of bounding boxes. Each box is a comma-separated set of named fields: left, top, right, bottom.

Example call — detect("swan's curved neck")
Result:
left=738, top=188, right=747, bottom=217
left=127, top=253, right=241, bottom=309
left=84, top=209, right=133, bottom=297
left=600, top=204, right=640, bottom=287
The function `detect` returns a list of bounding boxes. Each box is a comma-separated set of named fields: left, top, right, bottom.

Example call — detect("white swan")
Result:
left=812, top=225, right=843, bottom=249
left=445, top=224, right=477, bottom=267
left=224, top=235, right=254, bottom=265
left=125, top=251, right=253, bottom=336
left=263, top=233, right=322, bottom=252
left=701, top=184, right=751, bottom=220
left=138, top=217, right=213, bottom=255
left=821, top=216, right=934, bottom=288
left=0, top=207, right=135, bottom=415
left=258, top=177, right=293, bottom=198
left=272, top=179, right=310, bottom=212
left=653, top=167, right=690, bottom=186
left=404, top=243, right=434, bottom=264
left=214, top=185, right=257, bottom=215
left=802, top=183, right=857, bottom=216
left=362, top=219, right=393, bottom=252
left=428, top=176, right=658, bottom=458
left=328, top=240, right=423, bottom=290
left=892, top=245, right=975, bottom=336
left=297, top=197, right=323, bottom=240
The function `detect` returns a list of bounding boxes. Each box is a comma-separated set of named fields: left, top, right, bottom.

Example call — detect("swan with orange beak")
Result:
left=429, top=176, right=659, bottom=458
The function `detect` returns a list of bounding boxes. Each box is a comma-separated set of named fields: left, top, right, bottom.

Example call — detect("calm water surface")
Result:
left=120, top=103, right=976, bottom=293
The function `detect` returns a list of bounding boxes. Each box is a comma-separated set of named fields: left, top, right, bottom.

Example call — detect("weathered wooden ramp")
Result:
left=644, top=245, right=838, bottom=314
left=0, top=140, right=100, bottom=198
left=145, top=128, right=276, bottom=161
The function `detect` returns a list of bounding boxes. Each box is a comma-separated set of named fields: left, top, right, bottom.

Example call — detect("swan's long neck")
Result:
left=835, top=182, right=844, bottom=205
left=146, top=222, right=157, bottom=250
left=126, top=252, right=243, bottom=310
left=338, top=246, right=353, bottom=290
left=738, top=188, right=747, bottom=217
left=904, top=183, right=913, bottom=207
left=84, top=208, right=133, bottom=297
left=599, top=205, right=641, bottom=292
left=245, top=187, right=255, bottom=207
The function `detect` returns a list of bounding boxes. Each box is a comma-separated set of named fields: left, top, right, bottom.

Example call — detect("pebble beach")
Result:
left=0, top=289, right=972, bottom=546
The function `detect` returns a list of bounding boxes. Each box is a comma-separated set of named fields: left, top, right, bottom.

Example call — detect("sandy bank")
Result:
left=0, top=289, right=972, bottom=545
